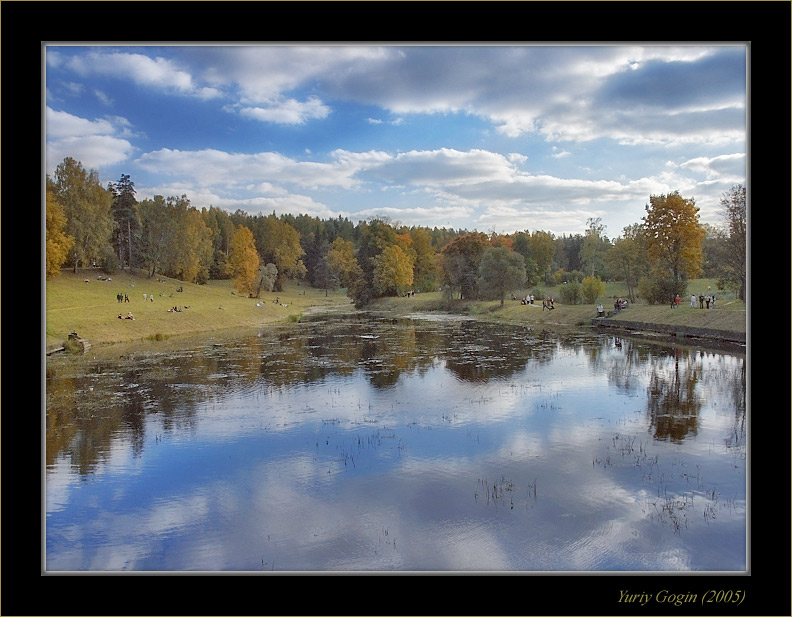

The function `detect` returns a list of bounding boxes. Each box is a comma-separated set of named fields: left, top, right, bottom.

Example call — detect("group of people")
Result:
left=117, top=312, right=135, bottom=320
left=116, top=292, right=130, bottom=303
left=693, top=293, right=716, bottom=309
left=596, top=298, right=627, bottom=317
left=672, top=293, right=716, bottom=309
left=516, top=294, right=554, bottom=310
left=168, top=305, right=189, bottom=312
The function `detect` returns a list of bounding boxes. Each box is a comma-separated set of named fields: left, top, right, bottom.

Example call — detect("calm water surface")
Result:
left=45, top=313, right=747, bottom=572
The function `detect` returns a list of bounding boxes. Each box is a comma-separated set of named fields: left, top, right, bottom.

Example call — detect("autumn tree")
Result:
left=529, top=230, right=556, bottom=284
left=228, top=225, right=261, bottom=296
left=51, top=157, right=114, bottom=271
left=45, top=183, right=74, bottom=278
left=352, top=218, right=398, bottom=306
left=326, top=237, right=362, bottom=288
left=252, top=214, right=306, bottom=291
left=477, top=246, right=526, bottom=306
left=373, top=244, right=414, bottom=297
left=581, top=275, right=605, bottom=304
left=440, top=232, right=490, bottom=299
left=641, top=191, right=706, bottom=302
left=175, top=207, right=214, bottom=283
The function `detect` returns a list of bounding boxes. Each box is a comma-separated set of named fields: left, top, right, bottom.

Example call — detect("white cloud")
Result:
left=239, top=96, right=330, bottom=125
left=45, top=107, right=135, bottom=173
left=47, top=135, right=135, bottom=173
left=46, top=107, right=115, bottom=138
left=679, top=153, right=745, bottom=181
left=63, top=50, right=222, bottom=99
left=135, top=148, right=366, bottom=191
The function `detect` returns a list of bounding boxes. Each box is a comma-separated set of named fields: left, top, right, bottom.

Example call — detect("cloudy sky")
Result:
left=44, top=44, right=747, bottom=238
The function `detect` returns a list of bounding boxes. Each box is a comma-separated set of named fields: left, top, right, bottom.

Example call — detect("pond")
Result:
left=44, top=313, right=746, bottom=572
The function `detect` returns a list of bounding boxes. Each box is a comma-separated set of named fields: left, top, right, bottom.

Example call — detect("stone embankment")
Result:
left=591, top=317, right=745, bottom=347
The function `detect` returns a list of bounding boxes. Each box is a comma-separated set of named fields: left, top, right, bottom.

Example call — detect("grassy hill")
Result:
left=45, top=268, right=352, bottom=349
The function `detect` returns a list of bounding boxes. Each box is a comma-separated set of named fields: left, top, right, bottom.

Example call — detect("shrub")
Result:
left=638, top=276, right=687, bottom=305
left=581, top=275, right=605, bottom=304
left=559, top=281, right=581, bottom=304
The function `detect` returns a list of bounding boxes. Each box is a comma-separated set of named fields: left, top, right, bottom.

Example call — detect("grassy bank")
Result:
left=369, top=280, right=747, bottom=336
left=46, top=270, right=746, bottom=351
left=45, top=268, right=353, bottom=349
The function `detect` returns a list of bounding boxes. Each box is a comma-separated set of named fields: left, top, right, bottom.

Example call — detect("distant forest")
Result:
left=46, top=156, right=747, bottom=306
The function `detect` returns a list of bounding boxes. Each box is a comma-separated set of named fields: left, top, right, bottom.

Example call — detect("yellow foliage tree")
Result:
left=643, top=191, right=706, bottom=283
left=228, top=225, right=261, bottom=296
left=373, top=244, right=414, bottom=296
left=46, top=186, right=74, bottom=278
left=326, top=237, right=362, bottom=289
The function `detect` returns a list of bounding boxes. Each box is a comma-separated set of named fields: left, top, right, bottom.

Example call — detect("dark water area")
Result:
left=44, top=313, right=746, bottom=573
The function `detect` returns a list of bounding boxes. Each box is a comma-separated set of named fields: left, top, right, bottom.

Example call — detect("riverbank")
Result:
left=45, top=268, right=353, bottom=351
left=368, top=292, right=747, bottom=349
left=46, top=269, right=746, bottom=352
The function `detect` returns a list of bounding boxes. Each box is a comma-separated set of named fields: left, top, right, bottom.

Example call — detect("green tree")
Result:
left=51, top=157, right=114, bottom=271
left=228, top=225, right=261, bottom=296
left=352, top=218, right=398, bottom=306
left=45, top=183, right=74, bottom=279
left=108, top=174, right=139, bottom=271
left=579, top=217, right=611, bottom=277
left=559, top=280, right=581, bottom=305
left=202, top=206, right=236, bottom=279
left=606, top=224, right=648, bottom=303
left=373, top=244, right=414, bottom=296
left=138, top=195, right=172, bottom=278
left=642, top=191, right=706, bottom=301
left=717, top=184, right=747, bottom=300
left=477, top=246, right=526, bottom=306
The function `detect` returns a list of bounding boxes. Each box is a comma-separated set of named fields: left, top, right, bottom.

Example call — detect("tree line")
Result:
left=46, top=156, right=747, bottom=306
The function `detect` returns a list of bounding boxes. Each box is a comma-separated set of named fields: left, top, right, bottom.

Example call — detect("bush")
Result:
left=581, top=275, right=605, bottom=304
left=638, top=276, right=688, bottom=305
left=559, top=281, right=581, bottom=304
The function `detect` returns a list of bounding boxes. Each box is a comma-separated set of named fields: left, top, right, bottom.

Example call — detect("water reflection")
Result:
left=45, top=314, right=747, bottom=571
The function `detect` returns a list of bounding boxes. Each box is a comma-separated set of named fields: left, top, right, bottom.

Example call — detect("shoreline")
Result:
left=46, top=273, right=746, bottom=356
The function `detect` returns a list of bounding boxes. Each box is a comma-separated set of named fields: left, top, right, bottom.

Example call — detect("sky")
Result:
left=44, top=43, right=747, bottom=238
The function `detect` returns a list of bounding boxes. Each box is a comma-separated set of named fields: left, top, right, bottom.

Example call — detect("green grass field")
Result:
left=46, top=269, right=746, bottom=350
left=45, top=268, right=352, bottom=349
left=371, top=278, right=746, bottom=334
